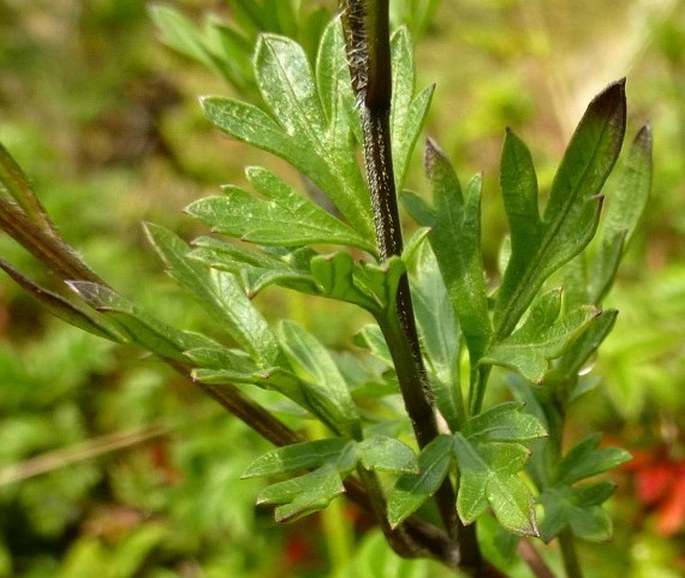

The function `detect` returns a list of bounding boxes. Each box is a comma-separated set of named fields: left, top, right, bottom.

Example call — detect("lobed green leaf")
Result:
left=406, top=140, right=491, bottom=362
left=257, top=465, right=346, bottom=523
left=554, top=433, right=632, bottom=486
left=483, top=292, right=602, bottom=383
left=278, top=321, right=360, bottom=437
left=387, top=435, right=454, bottom=528
left=495, top=80, right=627, bottom=339
left=242, top=438, right=352, bottom=478
left=145, top=223, right=280, bottom=366
left=190, top=237, right=318, bottom=298
left=357, top=436, right=419, bottom=474
left=461, top=402, right=547, bottom=444
left=453, top=434, right=538, bottom=536
left=538, top=482, right=616, bottom=542
left=311, top=252, right=405, bottom=315
left=187, top=166, right=374, bottom=252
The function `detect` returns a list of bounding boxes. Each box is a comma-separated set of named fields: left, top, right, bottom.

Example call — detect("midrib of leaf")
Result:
left=495, top=116, right=614, bottom=340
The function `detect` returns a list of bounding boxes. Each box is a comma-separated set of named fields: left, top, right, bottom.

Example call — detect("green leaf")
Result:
left=185, top=343, right=256, bottom=373
left=407, top=140, right=491, bottom=361
left=453, top=434, right=538, bottom=536
left=67, top=281, right=208, bottom=362
left=254, top=33, right=373, bottom=239
left=461, top=402, right=547, bottom=444
left=590, top=124, right=653, bottom=302
left=499, top=129, right=542, bottom=265
left=410, top=242, right=463, bottom=429
left=556, top=308, right=618, bottom=378
left=311, top=252, right=405, bottom=315
left=357, top=436, right=419, bottom=474
left=390, top=28, right=435, bottom=190
left=353, top=324, right=393, bottom=367
left=316, top=18, right=361, bottom=145
left=257, top=464, right=346, bottom=523
left=187, top=166, right=374, bottom=252
left=495, top=80, right=627, bottom=338
left=243, top=438, right=352, bottom=478
left=538, top=482, right=616, bottom=542
left=554, top=433, right=631, bottom=486
left=387, top=435, right=454, bottom=528
left=483, top=290, right=602, bottom=383
left=0, top=260, right=123, bottom=342
left=278, top=321, right=360, bottom=437
left=0, top=142, right=53, bottom=229
left=150, top=6, right=215, bottom=73
left=145, top=223, right=279, bottom=366
left=190, top=237, right=317, bottom=298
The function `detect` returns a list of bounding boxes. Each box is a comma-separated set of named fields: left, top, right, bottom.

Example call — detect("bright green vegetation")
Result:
left=0, top=1, right=683, bottom=577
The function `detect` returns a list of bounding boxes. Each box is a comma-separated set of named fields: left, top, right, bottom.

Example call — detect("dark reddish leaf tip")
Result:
left=587, top=79, right=627, bottom=133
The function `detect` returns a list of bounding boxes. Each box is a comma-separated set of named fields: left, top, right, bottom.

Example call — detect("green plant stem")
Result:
left=559, top=528, right=583, bottom=578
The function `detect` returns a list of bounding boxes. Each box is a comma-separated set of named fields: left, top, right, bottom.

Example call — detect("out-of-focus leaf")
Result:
left=590, top=125, right=653, bottom=302
left=353, top=324, right=393, bottom=367
left=538, top=482, right=616, bottom=542
left=554, top=433, right=631, bottom=486
left=410, top=242, right=463, bottom=429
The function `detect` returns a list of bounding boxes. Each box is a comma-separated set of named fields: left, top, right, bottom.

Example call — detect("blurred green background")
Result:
left=0, top=0, right=683, bottom=576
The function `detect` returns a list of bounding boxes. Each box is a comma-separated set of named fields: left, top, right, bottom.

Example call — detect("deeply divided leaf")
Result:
left=145, top=223, right=280, bottom=366
left=495, top=80, right=627, bottom=339
left=406, top=140, right=491, bottom=362
left=187, top=166, right=374, bottom=252
left=278, top=321, right=360, bottom=437
left=387, top=435, right=454, bottom=528
left=483, top=289, right=602, bottom=383
left=243, top=438, right=352, bottom=478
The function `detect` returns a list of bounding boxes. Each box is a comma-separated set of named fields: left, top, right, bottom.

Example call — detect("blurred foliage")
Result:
left=0, top=0, right=683, bottom=576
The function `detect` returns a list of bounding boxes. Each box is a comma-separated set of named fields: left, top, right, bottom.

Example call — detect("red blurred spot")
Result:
left=626, top=447, right=685, bottom=535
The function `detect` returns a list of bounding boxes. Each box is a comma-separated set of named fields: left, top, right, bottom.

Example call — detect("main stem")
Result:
left=342, top=0, right=481, bottom=573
